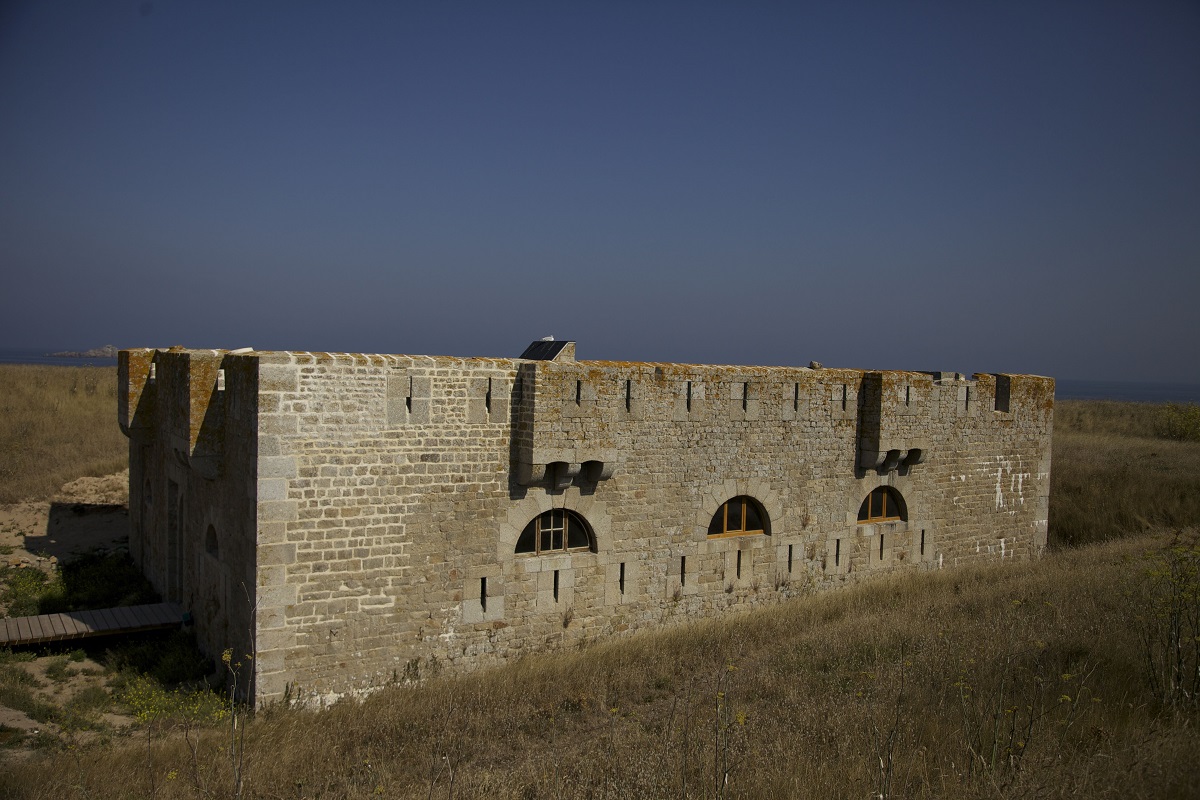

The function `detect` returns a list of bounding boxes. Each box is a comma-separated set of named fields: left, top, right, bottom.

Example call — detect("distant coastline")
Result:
left=0, top=348, right=119, bottom=368
left=46, top=344, right=119, bottom=358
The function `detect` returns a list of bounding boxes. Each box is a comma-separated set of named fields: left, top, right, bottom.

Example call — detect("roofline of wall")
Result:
left=117, top=348, right=1053, bottom=382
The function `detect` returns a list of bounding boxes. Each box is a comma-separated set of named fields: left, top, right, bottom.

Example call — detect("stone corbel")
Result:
left=515, top=460, right=547, bottom=486
left=515, top=451, right=618, bottom=487
left=859, top=447, right=928, bottom=474
left=581, top=460, right=615, bottom=482
left=549, top=461, right=580, bottom=490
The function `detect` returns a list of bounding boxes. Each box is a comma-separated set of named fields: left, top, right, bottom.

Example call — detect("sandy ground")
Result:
left=1, top=472, right=135, bottom=753
left=1, top=471, right=130, bottom=574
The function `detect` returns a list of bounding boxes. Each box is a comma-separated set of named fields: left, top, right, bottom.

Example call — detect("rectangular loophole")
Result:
left=686, top=381, right=692, bottom=413
left=920, top=529, right=926, bottom=556
left=553, top=570, right=560, bottom=601
left=736, top=550, right=742, bottom=579
left=879, top=534, right=885, bottom=560
left=480, top=577, right=488, bottom=613
left=618, top=562, right=625, bottom=594
left=905, top=385, right=910, bottom=406
left=964, top=386, right=971, bottom=411
left=788, top=544, right=794, bottom=574
left=840, top=384, right=847, bottom=411
left=793, top=382, right=799, bottom=412
left=485, top=378, right=492, bottom=414
left=994, top=376, right=1011, bottom=412
left=680, top=555, right=687, bottom=586
left=834, top=538, right=841, bottom=568
left=742, top=382, right=749, bottom=412
left=575, top=380, right=581, bottom=406
left=625, top=379, right=632, bottom=412
left=406, top=376, right=413, bottom=413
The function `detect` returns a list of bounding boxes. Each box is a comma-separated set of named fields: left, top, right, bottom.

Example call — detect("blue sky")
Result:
left=1, top=1, right=1197, bottom=382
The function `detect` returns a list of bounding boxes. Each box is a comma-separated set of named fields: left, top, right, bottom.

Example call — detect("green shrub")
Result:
left=0, top=566, right=59, bottom=617
left=116, top=674, right=226, bottom=725
left=44, top=655, right=75, bottom=683
left=38, top=551, right=158, bottom=614
left=0, top=682, right=58, bottom=724
left=1158, top=403, right=1200, bottom=442
left=103, top=630, right=214, bottom=686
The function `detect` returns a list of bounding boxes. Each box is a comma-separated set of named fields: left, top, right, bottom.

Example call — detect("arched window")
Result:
left=708, top=496, right=769, bottom=538
left=516, top=509, right=595, bottom=555
left=858, top=487, right=906, bottom=523
left=205, top=524, right=219, bottom=557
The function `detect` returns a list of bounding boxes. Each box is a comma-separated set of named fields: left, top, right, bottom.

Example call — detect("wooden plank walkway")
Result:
left=0, top=603, right=184, bottom=646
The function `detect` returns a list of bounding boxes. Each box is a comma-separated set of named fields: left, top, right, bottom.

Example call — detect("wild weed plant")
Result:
left=1133, top=533, right=1200, bottom=710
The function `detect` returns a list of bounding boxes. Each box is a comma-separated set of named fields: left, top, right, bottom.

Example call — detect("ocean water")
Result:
left=1055, top=379, right=1200, bottom=404
left=1, top=348, right=1196, bottom=404
left=0, top=348, right=118, bottom=368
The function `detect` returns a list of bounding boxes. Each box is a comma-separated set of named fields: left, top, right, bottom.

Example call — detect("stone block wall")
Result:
left=121, top=346, right=1053, bottom=706
left=120, top=349, right=259, bottom=679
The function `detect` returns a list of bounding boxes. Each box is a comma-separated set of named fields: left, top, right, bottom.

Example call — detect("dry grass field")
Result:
left=1051, top=400, right=1200, bottom=546
left=0, top=365, right=127, bottom=504
left=1, top=366, right=1198, bottom=799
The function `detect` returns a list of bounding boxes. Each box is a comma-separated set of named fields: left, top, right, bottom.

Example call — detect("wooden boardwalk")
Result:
left=0, top=603, right=184, bottom=646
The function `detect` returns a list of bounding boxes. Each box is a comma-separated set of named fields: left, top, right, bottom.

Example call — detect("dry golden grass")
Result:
left=4, top=533, right=1199, bottom=799
left=1050, top=400, right=1200, bottom=546
left=0, top=365, right=126, bottom=504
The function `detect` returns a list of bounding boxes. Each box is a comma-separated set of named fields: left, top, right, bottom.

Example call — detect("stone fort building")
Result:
left=117, top=342, right=1053, bottom=706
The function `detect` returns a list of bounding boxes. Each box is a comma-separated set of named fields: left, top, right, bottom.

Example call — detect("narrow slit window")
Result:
left=840, top=384, right=847, bottom=411
left=793, top=382, right=799, bottom=412
left=920, top=529, right=926, bottom=556
left=625, top=379, right=632, bottom=412
left=575, top=380, right=581, bottom=405
left=485, top=378, right=492, bottom=414
left=553, top=569, right=560, bottom=601
left=879, top=534, right=885, bottom=560
left=835, top=539, right=841, bottom=567
left=480, top=577, right=488, bottom=613
left=788, top=544, right=794, bottom=574
left=680, top=555, right=687, bottom=586
left=736, top=550, right=742, bottom=579
left=618, top=562, right=626, bottom=594
left=905, top=385, right=910, bottom=406
left=742, top=382, right=749, bottom=412
left=964, top=386, right=971, bottom=411
left=686, top=381, right=692, bottom=412
left=406, top=376, right=413, bottom=413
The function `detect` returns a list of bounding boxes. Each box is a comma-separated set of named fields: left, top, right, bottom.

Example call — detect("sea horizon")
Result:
left=1, top=348, right=1198, bottom=404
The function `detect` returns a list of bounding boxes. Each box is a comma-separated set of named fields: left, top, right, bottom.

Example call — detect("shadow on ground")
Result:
left=23, top=503, right=129, bottom=562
